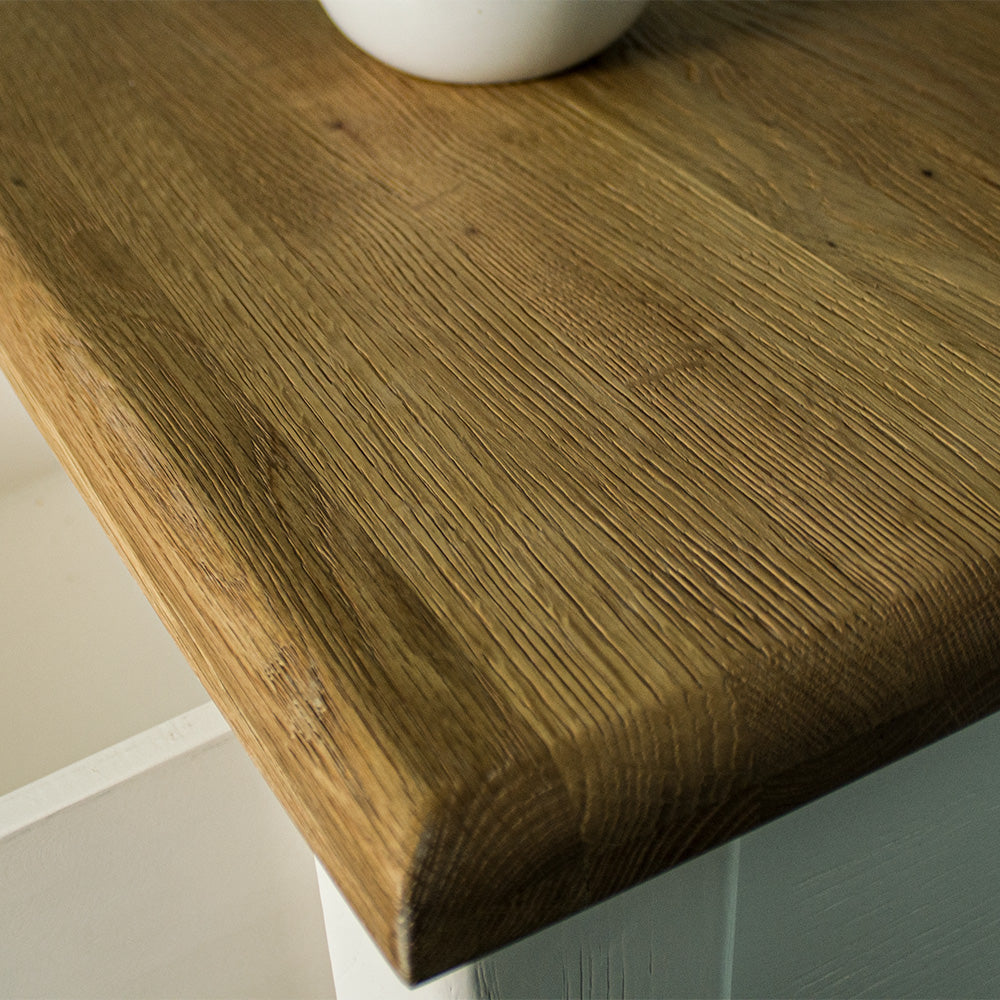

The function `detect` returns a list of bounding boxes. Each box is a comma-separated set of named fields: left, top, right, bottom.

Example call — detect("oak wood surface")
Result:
left=2, top=1, right=1000, bottom=981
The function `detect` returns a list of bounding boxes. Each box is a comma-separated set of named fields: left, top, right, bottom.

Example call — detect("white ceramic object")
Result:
left=319, top=0, right=650, bottom=84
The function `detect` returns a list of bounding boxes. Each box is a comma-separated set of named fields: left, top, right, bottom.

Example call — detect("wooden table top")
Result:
left=3, top=1, right=1000, bottom=982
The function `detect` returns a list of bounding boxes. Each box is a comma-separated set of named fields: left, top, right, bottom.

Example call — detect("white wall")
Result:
left=2, top=371, right=334, bottom=997
left=0, top=706, right=335, bottom=998
left=1, top=370, right=208, bottom=795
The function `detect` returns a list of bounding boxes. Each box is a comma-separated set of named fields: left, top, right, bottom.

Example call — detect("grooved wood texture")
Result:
left=2, top=1, right=1000, bottom=982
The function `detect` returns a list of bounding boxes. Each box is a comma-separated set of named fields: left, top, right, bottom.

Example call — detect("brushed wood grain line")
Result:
left=2, top=0, right=1000, bottom=981
left=564, top=4, right=997, bottom=320
left=0, top=0, right=960, bottom=812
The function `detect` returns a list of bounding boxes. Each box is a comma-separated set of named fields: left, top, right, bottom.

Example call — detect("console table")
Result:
left=2, top=1, right=999, bottom=987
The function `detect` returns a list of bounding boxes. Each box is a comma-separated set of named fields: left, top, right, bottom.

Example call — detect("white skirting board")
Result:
left=0, top=704, right=335, bottom=999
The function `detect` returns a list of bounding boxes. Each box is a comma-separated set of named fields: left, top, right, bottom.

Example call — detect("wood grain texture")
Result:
left=2, top=1, right=1000, bottom=981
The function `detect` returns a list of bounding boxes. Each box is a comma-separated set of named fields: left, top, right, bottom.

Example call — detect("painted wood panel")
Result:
left=320, top=840, right=738, bottom=999
left=731, top=710, right=1000, bottom=998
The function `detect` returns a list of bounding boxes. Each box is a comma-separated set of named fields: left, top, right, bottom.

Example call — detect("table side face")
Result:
left=2, top=1, right=1000, bottom=980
